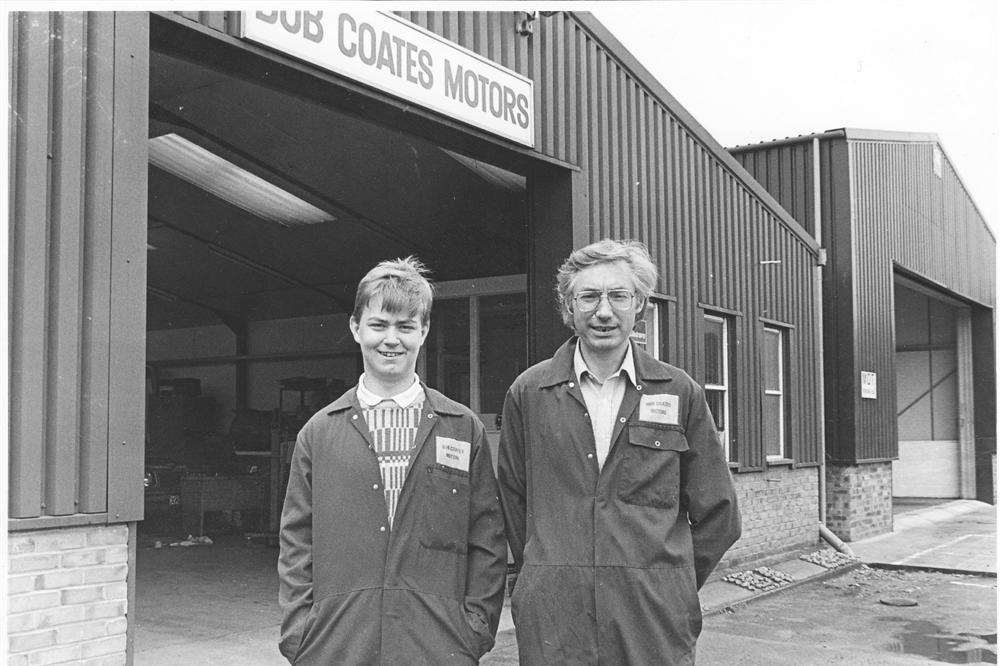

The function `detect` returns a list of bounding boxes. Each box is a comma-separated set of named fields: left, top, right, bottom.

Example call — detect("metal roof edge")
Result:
left=568, top=11, right=820, bottom=256
left=933, top=143, right=997, bottom=243
left=728, top=129, right=847, bottom=152
left=841, top=128, right=940, bottom=143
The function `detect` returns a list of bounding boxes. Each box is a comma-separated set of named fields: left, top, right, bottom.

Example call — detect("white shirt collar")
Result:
left=573, top=340, right=639, bottom=388
left=356, top=374, right=424, bottom=408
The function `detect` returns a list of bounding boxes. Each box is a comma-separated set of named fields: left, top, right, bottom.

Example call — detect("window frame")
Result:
left=702, top=313, right=732, bottom=460
left=631, top=296, right=663, bottom=361
left=762, top=324, right=790, bottom=462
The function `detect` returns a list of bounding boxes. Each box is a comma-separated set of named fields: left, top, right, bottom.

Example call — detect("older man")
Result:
left=497, top=239, right=741, bottom=665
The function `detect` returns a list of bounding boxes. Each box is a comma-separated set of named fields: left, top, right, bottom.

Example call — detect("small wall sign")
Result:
left=860, top=371, right=877, bottom=399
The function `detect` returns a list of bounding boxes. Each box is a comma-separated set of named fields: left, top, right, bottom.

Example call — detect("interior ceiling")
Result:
left=147, top=49, right=527, bottom=331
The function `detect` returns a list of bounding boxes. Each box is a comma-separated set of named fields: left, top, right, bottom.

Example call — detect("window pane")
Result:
left=763, top=328, right=780, bottom=390
left=704, top=318, right=724, bottom=385
left=763, top=394, right=782, bottom=457
left=705, top=389, right=726, bottom=431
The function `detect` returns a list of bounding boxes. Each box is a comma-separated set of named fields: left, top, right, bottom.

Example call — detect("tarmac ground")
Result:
left=133, top=499, right=995, bottom=665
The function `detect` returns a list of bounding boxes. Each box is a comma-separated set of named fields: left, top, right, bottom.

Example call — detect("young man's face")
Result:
left=350, top=298, right=429, bottom=391
left=569, top=260, right=642, bottom=360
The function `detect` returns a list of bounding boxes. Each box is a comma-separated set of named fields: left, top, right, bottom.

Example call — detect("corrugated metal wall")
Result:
left=850, top=139, right=996, bottom=462
left=851, top=140, right=995, bottom=307
left=9, top=12, right=149, bottom=524
left=734, top=135, right=996, bottom=463
left=397, top=11, right=823, bottom=469
left=158, top=10, right=825, bottom=472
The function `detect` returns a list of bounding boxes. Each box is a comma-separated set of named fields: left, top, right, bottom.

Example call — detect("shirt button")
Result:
left=373, top=483, right=379, bottom=490
left=619, top=417, right=627, bottom=423
left=451, top=488, right=458, bottom=494
left=587, top=453, right=594, bottom=459
left=379, top=526, right=386, bottom=532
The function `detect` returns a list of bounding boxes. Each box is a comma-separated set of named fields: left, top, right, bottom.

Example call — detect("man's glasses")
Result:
left=571, top=289, right=636, bottom=312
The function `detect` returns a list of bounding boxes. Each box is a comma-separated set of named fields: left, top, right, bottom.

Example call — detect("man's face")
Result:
left=569, top=261, right=642, bottom=359
left=350, top=298, right=429, bottom=390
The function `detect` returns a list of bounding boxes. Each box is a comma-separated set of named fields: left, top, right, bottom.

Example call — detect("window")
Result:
left=631, top=299, right=661, bottom=360
left=703, top=314, right=731, bottom=458
left=762, top=326, right=788, bottom=460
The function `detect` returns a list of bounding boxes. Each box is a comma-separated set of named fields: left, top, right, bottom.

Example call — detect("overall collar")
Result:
left=540, top=337, right=677, bottom=388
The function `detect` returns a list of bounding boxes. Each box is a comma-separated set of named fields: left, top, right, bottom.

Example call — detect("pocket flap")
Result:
left=628, top=425, right=688, bottom=452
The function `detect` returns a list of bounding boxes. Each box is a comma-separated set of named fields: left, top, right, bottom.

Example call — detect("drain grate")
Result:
left=723, top=566, right=796, bottom=591
left=800, top=549, right=861, bottom=569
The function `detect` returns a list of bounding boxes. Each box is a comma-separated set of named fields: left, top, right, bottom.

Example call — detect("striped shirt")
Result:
left=357, top=376, right=424, bottom=527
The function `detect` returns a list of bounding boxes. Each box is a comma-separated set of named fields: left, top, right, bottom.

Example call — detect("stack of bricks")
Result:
left=719, top=466, right=820, bottom=570
left=825, top=461, right=893, bottom=541
left=7, top=524, right=129, bottom=665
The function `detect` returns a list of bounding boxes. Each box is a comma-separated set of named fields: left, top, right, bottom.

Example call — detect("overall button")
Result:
left=619, top=417, right=627, bottom=423
left=587, top=453, right=594, bottom=459
left=636, top=384, right=643, bottom=391
left=568, top=381, right=575, bottom=388
left=352, top=414, right=359, bottom=420
left=451, top=488, right=458, bottom=495
left=427, top=413, right=435, bottom=419
left=654, top=441, right=661, bottom=447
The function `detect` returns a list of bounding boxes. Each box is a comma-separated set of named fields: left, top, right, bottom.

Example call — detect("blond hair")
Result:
left=352, top=256, right=434, bottom=325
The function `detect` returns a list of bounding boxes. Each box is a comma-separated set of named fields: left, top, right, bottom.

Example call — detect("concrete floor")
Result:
left=133, top=499, right=993, bottom=664
left=134, top=535, right=286, bottom=665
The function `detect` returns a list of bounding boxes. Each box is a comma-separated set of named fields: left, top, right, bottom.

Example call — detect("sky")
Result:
left=591, top=0, right=999, bottom=231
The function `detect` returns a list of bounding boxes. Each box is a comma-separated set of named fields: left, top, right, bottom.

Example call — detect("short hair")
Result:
left=352, top=256, right=434, bottom=325
left=555, top=239, right=658, bottom=326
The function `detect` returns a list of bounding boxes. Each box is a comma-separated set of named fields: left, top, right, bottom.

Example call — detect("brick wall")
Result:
left=718, top=465, right=820, bottom=571
left=7, top=524, right=129, bottom=665
left=825, top=461, right=893, bottom=541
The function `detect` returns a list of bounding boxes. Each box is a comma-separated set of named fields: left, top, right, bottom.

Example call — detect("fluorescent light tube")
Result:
left=149, top=133, right=335, bottom=227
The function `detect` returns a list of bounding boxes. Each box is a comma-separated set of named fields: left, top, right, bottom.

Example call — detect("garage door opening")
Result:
left=136, top=35, right=528, bottom=660
left=893, top=278, right=974, bottom=499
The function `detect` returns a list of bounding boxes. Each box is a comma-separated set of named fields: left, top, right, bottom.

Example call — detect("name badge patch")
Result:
left=436, top=436, right=471, bottom=472
left=639, top=394, right=679, bottom=425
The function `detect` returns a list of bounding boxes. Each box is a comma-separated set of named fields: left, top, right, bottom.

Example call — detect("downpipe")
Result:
left=819, top=522, right=855, bottom=557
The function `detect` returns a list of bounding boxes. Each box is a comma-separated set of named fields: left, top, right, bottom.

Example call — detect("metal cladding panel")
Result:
left=849, top=139, right=996, bottom=461
left=175, top=10, right=823, bottom=469
left=8, top=12, right=149, bottom=523
left=735, top=138, right=853, bottom=461
left=738, top=134, right=995, bottom=463
left=733, top=143, right=817, bottom=237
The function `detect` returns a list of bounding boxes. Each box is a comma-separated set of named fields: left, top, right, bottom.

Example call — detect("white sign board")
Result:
left=860, top=371, right=877, bottom=399
left=241, top=10, right=535, bottom=147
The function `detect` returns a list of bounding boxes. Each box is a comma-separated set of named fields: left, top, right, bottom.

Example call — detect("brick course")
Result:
left=825, top=461, right=893, bottom=541
left=6, top=524, right=129, bottom=664
left=717, top=465, right=821, bottom=572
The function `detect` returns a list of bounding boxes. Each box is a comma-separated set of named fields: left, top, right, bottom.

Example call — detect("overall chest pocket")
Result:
left=418, top=465, right=471, bottom=553
left=618, top=424, right=688, bottom=509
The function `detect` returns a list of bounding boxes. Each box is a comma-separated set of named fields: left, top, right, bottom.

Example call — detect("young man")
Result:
left=497, top=239, right=741, bottom=665
left=278, top=257, right=506, bottom=665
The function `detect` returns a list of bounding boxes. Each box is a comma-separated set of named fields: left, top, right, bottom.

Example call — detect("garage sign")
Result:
left=241, top=10, right=535, bottom=147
